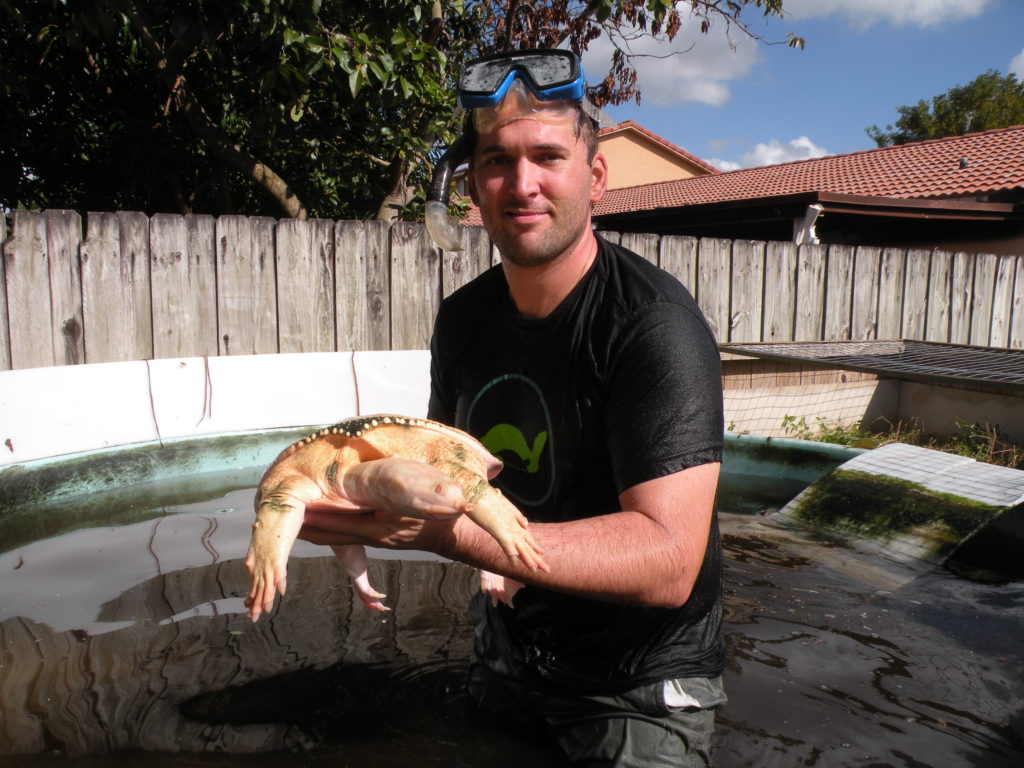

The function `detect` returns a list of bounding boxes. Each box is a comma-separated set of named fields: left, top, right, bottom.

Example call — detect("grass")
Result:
left=779, top=414, right=1024, bottom=470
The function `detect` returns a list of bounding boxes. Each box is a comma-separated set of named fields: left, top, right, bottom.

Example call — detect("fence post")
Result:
left=275, top=218, right=335, bottom=353
left=215, top=215, right=278, bottom=356
left=81, top=211, right=153, bottom=363
left=877, top=247, right=907, bottom=340
left=336, top=219, right=389, bottom=351
left=729, top=239, right=765, bottom=343
left=763, top=241, right=797, bottom=342
left=659, top=235, right=697, bottom=295
left=696, top=238, right=732, bottom=344
left=949, top=251, right=975, bottom=344
left=902, top=249, right=931, bottom=341
left=4, top=211, right=54, bottom=369
left=851, top=245, right=881, bottom=340
left=794, top=243, right=827, bottom=341
left=823, top=244, right=854, bottom=341
left=969, top=253, right=998, bottom=347
left=390, top=221, right=441, bottom=350
left=441, top=224, right=491, bottom=299
left=1010, top=256, right=1024, bottom=349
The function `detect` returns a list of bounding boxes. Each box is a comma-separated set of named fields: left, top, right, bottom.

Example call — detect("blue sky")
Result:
left=580, top=0, right=1024, bottom=171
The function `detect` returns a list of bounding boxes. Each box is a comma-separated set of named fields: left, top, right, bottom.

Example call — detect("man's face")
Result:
left=468, top=115, right=606, bottom=268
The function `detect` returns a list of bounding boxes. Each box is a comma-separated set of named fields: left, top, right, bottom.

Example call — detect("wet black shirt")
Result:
left=428, top=236, right=725, bottom=693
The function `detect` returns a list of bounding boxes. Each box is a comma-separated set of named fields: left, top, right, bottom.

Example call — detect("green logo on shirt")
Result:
left=480, top=424, right=548, bottom=474
left=466, top=373, right=555, bottom=507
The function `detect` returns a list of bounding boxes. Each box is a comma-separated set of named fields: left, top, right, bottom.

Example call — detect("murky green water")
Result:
left=1, top=472, right=1021, bottom=767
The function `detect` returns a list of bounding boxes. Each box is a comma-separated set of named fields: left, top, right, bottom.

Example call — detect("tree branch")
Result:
left=125, top=1, right=307, bottom=218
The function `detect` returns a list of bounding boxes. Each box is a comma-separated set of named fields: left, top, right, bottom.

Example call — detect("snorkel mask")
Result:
left=425, top=49, right=590, bottom=251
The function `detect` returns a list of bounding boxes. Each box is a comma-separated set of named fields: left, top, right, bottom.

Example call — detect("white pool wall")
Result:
left=0, top=350, right=432, bottom=467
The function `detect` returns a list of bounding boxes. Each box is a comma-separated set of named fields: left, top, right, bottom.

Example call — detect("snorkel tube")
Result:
left=425, top=132, right=470, bottom=252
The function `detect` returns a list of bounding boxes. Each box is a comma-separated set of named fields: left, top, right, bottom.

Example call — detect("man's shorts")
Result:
left=469, top=663, right=727, bottom=767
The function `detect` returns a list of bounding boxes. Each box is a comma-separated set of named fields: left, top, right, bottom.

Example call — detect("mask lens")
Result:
left=512, top=52, right=575, bottom=88
left=460, top=58, right=514, bottom=93
left=459, top=50, right=578, bottom=97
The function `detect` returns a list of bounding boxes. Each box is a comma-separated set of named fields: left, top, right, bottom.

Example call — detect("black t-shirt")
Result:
left=428, top=236, right=725, bottom=692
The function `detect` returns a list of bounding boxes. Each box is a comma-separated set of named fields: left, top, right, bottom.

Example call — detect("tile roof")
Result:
left=595, top=124, right=1024, bottom=217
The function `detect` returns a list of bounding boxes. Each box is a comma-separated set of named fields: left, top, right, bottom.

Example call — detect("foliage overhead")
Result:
left=867, top=70, right=1024, bottom=147
left=1, top=0, right=801, bottom=220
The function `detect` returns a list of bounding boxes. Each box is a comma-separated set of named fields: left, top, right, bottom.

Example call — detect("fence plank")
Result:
left=949, top=251, right=974, bottom=344
left=877, top=247, right=906, bottom=340
left=275, top=218, right=335, bottom=353
left=620, top=232, right=660, bottom=266
left=990, top=254, right=1016, bottom=348
left=336, top=219, right=389, bottom=351
left=660, top=235, right=697, bottom=295
left=81, top=212, right=153, bottom=363
left=0, top=213, right=7, bottom=370
left=925, top=249, right=952, bottom=342
left=729, top=240, right=764, bottom=343
left=43, top=210, right=85, bottom=365
left=1010, top=256, right=1024, bottom=349
left=216, top=216, right=277, bottom=356
left=794, top=243, right=827, bottom=340
left=391, top=222, right=441, bottom=350
left=823, top=244, right=854, bottom=341
left=902, top=249, right=931, bottom=341
left=4, top=211, right=54, bottom=369
left=851, top=246, right=881, bottom=340
left=5, top=210, right=1024, bottom=369
left=696, top=238, right=731, bottom=343
left=968, top=252, right=997, bottom=346
left=763, top=241, right=797, bottom=342
left=442, top=225, right=491, bottom=299
left=149, top=214, right=218, bottom=358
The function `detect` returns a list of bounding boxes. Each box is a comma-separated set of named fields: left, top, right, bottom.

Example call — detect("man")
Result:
left=303, top=50, right=726, bottom=766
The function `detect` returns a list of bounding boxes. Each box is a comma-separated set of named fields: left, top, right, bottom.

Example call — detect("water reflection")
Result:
left=718, top=516, right=1024, bottom=768
left=0, top=486, right=1022, bottom=767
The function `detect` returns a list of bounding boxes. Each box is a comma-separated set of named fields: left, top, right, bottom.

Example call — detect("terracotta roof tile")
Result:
left=594, top=124, right=1024, bottom=217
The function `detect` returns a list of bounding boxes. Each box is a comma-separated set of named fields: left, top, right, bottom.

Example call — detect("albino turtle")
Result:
left=244, top=414, right=545, bottom=620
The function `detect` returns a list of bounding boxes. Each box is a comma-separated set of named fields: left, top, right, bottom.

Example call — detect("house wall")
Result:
left=895, top=381, right=1024, bottom=444
left=598, top=133, right=708, bottom=190
left=721, top=359, right=1024, bottom=444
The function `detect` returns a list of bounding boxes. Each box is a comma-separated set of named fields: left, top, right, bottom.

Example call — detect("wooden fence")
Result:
left=1, top=209, right=1022, bottom=371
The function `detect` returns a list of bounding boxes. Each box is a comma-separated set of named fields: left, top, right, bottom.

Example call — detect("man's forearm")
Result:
left=430, top=507, right=706, bottom=609
left=301, top=462, right=720, bottom=609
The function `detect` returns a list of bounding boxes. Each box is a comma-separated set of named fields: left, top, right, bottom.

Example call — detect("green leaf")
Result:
left=398, top=75, right=413, bottom=100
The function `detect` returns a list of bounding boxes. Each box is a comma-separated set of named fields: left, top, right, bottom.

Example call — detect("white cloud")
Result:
left=1011, top=49, right=1024, bottom=79
left=581, top=21, right=762, bottom=108
left=782, top=0, right=995, bottom=29
left=708, top=158, right=742, bottom=172
left=738, top=136, right=830, bottom=168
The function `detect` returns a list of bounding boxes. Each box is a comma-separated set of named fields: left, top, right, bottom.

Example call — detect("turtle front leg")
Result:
left=245, top=479, right=318, bottom=621
left=466, top=485, right=548, bottom=572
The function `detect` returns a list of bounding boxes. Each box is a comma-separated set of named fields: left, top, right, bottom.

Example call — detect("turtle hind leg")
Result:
left=331, top=544, right=390, bottom=611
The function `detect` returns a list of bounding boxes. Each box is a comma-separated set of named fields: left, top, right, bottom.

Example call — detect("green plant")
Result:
left=777, top=414, right=1024, bottom=470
